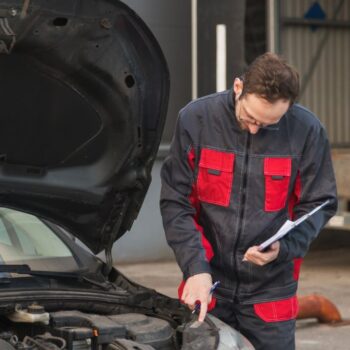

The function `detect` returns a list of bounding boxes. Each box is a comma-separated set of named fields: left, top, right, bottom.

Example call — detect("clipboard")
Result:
left=258, top=200, right=330, bottom=252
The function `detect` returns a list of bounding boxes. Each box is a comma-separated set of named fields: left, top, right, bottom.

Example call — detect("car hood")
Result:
left=0, top=0, right=169, bottom=253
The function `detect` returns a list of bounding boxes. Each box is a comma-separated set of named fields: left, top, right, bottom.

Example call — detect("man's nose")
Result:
left=248, top=124, right=260, bottom=134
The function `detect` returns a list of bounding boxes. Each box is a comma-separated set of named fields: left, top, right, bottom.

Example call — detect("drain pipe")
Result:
left=297, top=294, right=342, bottom=324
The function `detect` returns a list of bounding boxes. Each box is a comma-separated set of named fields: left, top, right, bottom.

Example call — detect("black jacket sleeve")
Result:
left=160, top=113, right=211, bottom=279
left=277, top=125, right=337, bottom=262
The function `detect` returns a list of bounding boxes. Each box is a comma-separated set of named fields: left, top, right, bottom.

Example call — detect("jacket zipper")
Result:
left=233, top=132, right=251, bottom=301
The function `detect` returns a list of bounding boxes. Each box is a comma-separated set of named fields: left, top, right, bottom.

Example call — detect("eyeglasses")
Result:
left=237, top=100, right=268, bottom=128
left=236, top=99, right=282, bottom=130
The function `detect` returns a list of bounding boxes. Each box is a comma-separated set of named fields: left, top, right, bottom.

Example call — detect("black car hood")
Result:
left=0, top=0, right=169, bottom=253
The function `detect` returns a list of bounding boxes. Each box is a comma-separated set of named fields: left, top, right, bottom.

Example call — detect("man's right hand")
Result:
left=181, top=273, right=212, bottom=322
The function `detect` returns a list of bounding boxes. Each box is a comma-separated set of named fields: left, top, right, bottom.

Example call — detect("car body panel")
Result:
left=0, top=0, right=169, bottom=254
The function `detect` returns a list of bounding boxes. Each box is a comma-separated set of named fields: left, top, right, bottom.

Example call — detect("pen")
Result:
left=192, top=281, right=220, bottom=314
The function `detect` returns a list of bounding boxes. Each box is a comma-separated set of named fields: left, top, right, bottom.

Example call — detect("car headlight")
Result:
left=206, top=314, right=255, bottom=350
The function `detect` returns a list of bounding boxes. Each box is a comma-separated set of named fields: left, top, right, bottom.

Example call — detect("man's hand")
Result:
left=181, top=273, right=212, bottom=322
left=243, top=241, right=280, bottom=266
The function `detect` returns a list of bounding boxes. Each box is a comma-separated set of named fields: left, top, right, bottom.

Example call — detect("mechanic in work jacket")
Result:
left=160, top=85, right=337, bottom=311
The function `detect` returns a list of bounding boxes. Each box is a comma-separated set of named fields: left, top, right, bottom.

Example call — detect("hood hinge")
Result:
left=0, top=17, right=16, bottom=54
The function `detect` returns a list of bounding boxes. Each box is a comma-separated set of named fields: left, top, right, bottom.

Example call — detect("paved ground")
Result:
left=295, top=249, right=350, bottom=350
left=117, top=237, right=350, bottom=349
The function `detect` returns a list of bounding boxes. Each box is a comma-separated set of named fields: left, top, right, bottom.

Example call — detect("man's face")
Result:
left=233, top=79, right=290, bottom=134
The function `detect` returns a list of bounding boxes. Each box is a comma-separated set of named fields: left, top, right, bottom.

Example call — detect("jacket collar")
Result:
left=227, top=87, right=243, bottom=132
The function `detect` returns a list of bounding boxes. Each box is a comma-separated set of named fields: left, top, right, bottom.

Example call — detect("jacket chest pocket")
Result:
left=197, top=148, right=235, bottom=207
left=264, top=157, right=292, bottom=211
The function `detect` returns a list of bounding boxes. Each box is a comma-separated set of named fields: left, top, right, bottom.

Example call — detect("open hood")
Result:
left=0, top=0, right=169, bottom=253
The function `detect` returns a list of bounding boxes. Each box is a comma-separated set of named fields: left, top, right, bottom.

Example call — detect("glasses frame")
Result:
left=237, top=99, right=269, bottom=129
left=236, top=97, right=284, bottom=130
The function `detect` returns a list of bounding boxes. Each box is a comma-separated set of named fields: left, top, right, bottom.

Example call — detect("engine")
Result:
left=0, top=305, right=176, bottom=350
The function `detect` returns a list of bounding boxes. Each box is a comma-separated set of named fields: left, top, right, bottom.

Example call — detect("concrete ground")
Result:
left=117, top=230, right=350, bottom=350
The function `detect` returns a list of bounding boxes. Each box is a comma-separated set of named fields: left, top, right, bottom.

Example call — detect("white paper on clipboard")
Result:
left=258, top=200, right=330, bottom=252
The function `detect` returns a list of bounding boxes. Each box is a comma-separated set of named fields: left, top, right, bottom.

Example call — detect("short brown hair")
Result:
left=240, top=52, right=300, bottom=105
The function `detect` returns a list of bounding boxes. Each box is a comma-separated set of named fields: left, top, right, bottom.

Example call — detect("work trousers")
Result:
left=210, top=298, right=296, bottom=350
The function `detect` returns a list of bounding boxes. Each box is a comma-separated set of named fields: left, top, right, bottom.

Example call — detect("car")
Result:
left=0, top=0, right=254, bottom=349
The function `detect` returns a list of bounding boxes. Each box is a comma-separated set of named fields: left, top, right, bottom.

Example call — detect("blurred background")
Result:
left=113, top=0, right=350, bottom=263
left=113, top=2, right=350, bottom=347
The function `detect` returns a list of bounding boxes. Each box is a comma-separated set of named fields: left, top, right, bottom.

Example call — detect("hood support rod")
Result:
left=103, top=197, right=130, bottom=277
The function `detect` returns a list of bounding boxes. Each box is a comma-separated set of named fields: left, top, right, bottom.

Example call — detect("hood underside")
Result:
left=0, top=0, right=169, bottom=253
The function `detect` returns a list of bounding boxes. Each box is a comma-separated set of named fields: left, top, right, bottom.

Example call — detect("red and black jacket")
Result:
left=160, top=89, right=337, bottom=306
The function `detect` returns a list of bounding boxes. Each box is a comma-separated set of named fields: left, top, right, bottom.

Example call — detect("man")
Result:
left=160, top=53, right=337, bottom=349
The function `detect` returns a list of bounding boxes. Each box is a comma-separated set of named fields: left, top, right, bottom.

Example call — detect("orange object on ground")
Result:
left=297, top=294, right=342, bottom=323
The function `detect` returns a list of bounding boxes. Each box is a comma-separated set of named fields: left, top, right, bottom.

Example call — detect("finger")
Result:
left=188, top=303, right=196, bottom=311
left=243, top=252, right=255, bottom=263
left=269, top=242, right=278, bottom=250
left=188, top=298, right=201, bottom=311
left=182, top=283, right=189, bottom=296
left=180, top=289, right=187, bottom=302
left=245, top=246, right=260, bottom=257
left=246, top=254, right=265, bottom=265
left=198, top=300, right=208, bottom=322
left=251, top=247, right=271, bottom=259
left=245, top=251, right=262, bottom=262
left=252, top=258, right=265, bottom=266
left=244, top=247, right=254, bottom=255
left=262, top=252, right=277, bottom=264
left=245, top=246, right=270, bottom=264
left=184, top=295, right=196, bottom=307
left=186, top=301, right=196, bottom=310
left=263, top=252, right=274, bottom=261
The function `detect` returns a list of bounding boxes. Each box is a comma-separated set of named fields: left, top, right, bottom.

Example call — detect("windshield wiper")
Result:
left=0, top=264, right=118, bottom=291
left=0, top=264, right=87, bottom=278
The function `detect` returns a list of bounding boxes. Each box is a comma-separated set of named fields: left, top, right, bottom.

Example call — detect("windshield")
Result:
left=0, top=208, right=79, bottom=272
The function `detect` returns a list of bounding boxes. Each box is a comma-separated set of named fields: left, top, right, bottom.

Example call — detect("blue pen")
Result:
left=192, top=281, right=220, bottom=314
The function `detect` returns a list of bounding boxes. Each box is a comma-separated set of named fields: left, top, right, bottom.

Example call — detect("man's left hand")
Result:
left=243, top=241, right=280, bottom=266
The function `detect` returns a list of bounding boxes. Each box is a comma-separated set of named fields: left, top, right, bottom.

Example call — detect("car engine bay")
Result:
left=0, top=302, right=218, bottom=350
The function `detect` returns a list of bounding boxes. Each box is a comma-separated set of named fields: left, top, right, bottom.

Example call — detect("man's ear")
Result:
left=233, top=77, right=243, bottom=99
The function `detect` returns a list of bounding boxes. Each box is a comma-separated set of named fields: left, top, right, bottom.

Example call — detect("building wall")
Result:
left=197, top=0, right=246, bottom=96
left=280, top=0, right=350, bottom=146
left=113, top=159, right=174, bottom=263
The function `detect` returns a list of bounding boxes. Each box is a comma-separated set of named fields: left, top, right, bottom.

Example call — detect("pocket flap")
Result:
left=199, top=148, right=234, bottom=172
left=264, top=158, right=291, bottom=176
left=254, top=296, right=299, bottom=322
